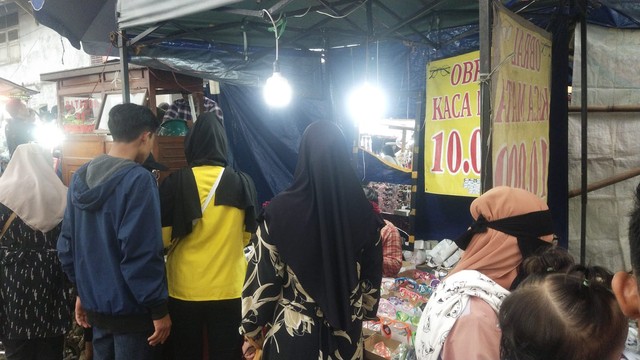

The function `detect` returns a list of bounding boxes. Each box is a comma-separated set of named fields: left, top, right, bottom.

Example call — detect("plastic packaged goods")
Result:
left=373, top=341, right=392, bottom=359
left=425, top=239, right=460, bottom=268
left=391, top=344, right=409, bottom=360
left=441, top=248, right=463, bottom=268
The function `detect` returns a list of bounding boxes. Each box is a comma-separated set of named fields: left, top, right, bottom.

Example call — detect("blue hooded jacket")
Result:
left=57, top=155, right=168, bottom=330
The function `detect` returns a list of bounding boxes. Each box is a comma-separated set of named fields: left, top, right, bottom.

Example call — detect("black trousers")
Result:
left=3, top=335, right=65, bottom=360
left=167, top=297, right=243, bottom=360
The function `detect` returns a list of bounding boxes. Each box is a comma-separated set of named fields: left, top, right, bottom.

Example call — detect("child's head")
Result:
left=613, top=183, right=640, bottom=319
left=519, top=245, right=575, bottom=278
left=499, top=266, right=628, bottom=360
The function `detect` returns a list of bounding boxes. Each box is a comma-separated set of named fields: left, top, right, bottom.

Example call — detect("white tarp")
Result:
left=117, top=0, right=242, bottom=30
left=569, top=23, right=640, bottom=271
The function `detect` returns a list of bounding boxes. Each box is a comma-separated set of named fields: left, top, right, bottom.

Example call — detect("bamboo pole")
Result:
left=568, top=167, right=640, bottom=198
left=568, top=105, right=640, bottom=112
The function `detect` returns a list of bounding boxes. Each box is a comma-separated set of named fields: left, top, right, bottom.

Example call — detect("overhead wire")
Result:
left=262, top=9, right=279, bottom=60
left=316, top=1, right=367, bottom=19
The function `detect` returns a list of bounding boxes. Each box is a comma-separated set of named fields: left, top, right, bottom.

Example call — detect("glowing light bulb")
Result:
left=348, top=82, right=386, bottom=123
left=34, top=122, right=65, bottom=150
left=264, top=72, right=292, bottom=107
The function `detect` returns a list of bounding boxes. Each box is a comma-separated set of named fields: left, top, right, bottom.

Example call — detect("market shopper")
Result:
left=414, top=186, right=555, bottom=360
left=240, top=121, right=384, bottom=359
left=613, top=183, right=640, bottom=359
left=4, top=98, right=36, bottom=158
left=363, top=186, right=403, bottom=277
left=0, top=143, right=73, bottom=360
left=57, top=104, right=170, bottom=360
left=159, top=111, right=257, bottom=360
left=500, top=266, right=628, bottom=360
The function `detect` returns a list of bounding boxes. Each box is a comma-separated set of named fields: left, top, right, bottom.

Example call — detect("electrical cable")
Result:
left=316, top=1, right=366, bottom=19
left=262, top=9, right=279, bottom=61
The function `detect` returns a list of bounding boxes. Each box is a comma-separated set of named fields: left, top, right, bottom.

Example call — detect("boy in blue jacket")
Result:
left=57, top=103, right=171, bottom=360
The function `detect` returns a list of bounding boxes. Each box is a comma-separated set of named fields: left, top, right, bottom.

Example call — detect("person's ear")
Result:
left=139, top=131, right=152, bottom=144
left=612, top=271, right=640, bottom=319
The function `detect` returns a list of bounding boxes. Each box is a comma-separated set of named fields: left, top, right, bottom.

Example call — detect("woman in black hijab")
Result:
left=240, top=121, right=384, bottom=359
left=159, top=112, right=257, bottom=360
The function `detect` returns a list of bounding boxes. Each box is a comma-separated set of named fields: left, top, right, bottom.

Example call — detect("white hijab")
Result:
left=414, top=270, right=510, bottom=360
left=0, top=143, right=67, bottom=232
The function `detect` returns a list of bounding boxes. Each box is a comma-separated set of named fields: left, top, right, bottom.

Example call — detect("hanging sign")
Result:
left=424, top=50, right=481, bottom=197
left=491, top=4, right=552, bottom=198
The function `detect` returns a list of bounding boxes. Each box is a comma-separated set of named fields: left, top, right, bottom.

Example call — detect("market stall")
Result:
left=40, top=62, right=203, bottom=185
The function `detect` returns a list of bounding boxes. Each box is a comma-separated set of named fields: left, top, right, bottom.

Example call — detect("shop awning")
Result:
left=32, top=0, right=594, bottom=56
left=0, top=77, right=38, bottom=97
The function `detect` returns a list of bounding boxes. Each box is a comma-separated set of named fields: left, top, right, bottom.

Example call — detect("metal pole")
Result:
left=322, top=30, right=337, bottom=125
left=118, top=30, right=131, bottom=104
left=479, top=0, right=492, bottom=193
left=580, top=4, right=588, bottom=265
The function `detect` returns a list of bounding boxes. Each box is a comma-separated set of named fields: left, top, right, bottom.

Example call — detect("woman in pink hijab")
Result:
left=415, top=186, right=555, bottom=360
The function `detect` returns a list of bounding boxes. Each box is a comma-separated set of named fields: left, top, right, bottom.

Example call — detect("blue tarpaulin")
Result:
left=36, top=0, right=604, bottom=243
left=199, top=6, right=571, bottom=243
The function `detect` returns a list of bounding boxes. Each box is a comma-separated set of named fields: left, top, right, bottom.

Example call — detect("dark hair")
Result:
left=499, top=266, right=628, bottom=360
left=629, top=183, right=640, bottom=277
left=108, top=103, right=159, bottom=142
left=6, top=98, right=25, bottom=118
left=519, top=246, right=575, bottom=278
left=509, top=246, right=574, bottom=290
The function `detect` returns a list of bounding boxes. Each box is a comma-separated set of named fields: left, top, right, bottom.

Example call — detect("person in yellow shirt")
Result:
left=159, top=112, right=257, bottom=360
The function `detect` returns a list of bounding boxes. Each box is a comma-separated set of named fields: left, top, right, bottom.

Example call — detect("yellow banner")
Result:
left=424, top=51, right=481, bottom=196
left=491, top=4, right=552, bottom=199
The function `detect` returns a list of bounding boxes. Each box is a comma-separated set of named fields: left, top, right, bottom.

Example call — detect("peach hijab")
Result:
left=448, top=186, right=554, bottom=289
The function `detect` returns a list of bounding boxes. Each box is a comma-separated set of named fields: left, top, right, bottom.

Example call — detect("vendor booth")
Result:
left=40, top=62, right=203, bottom=185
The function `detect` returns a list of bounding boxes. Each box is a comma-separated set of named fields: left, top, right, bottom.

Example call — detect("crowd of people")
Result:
left=0, top=100, right=639, bottom=360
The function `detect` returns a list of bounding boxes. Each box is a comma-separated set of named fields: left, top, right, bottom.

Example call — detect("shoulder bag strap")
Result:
left=0, top=212, right=17, bottom=243
left=201, top=167, right=225, bottom=213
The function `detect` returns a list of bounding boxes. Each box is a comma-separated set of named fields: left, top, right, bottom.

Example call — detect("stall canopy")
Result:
left=32, top=0, right=117, bottom=55
left=33, top=1, right=640, bottom=86
left=32, top=0, right=640, bottom=243
left=34, top=1, right=640, bottom=56
left=0, top=77, right=38, bottom=97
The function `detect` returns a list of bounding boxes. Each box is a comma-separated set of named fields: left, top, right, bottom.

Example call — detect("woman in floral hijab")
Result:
left=240, top=121, right=384, bottom=359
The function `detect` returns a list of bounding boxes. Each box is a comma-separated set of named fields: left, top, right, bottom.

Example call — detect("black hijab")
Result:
left=159, top=112, right=257, bottom=239
left=264, top=121, right=384, bottom=330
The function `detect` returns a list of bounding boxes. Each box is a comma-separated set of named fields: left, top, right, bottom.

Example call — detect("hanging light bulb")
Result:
left=264, top=62, right=292, bottom=107
left=348, top=82, right=386, bottom=123
left=263, top=9, right=292, bottom=107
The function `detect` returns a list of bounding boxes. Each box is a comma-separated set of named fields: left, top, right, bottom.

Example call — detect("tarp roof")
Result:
left=0, top=77, right=38, bottom=97
left=33, top=0, right=640, bottom=58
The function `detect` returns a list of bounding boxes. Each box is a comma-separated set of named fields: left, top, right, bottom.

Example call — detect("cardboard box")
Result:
left=364, top=333, right=401, bottom=360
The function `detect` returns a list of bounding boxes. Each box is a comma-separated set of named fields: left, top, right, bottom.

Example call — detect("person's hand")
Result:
left=148, top=314, right=171, bottom=346
left=75, top=296, right=91, bottom=328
